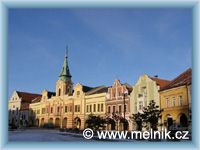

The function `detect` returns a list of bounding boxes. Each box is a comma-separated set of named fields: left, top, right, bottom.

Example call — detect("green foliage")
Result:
left=131, top=100, right=162, bottom=131
left=142, top=100, right=163, bottom=130
left=130, top=112, right=143, bottom=131
left=85, top=114, right=106, bottom=130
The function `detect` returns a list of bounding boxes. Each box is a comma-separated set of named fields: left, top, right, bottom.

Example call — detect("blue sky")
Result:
left=8, top=8, right=192, bottom=96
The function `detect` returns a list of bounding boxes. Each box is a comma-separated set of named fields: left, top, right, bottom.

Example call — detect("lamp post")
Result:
left=123, top=90, right=128, bottom=131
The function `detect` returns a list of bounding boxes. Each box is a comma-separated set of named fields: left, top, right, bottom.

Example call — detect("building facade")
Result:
left=8, top=48, right=192, bottom=131
left=8, top=91, right=41, bottom=127
left=105, top=80, right=132, bottom=131
left=160, top=68, right=192, bottom=130
left=130, top=75, right=170, bottom=130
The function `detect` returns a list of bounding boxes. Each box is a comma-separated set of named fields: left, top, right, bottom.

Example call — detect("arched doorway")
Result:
left=49, top=118, right=53, bottom=124
left=107, top=119, right=116, bottom=130
left=179, top=114, right=188, bottom=127
left=119, top=119, right=129, bottom=131
left=74, top=117, right=81, bottom=129
left=164, top=114, right=173, bottom=130
left=36, top=118, right=39, bottom=127
left=62, top=117, right=67, bottom=128
left=41, top=118, right=45, bottom=127
left=55, top=118, right=60, bottom=128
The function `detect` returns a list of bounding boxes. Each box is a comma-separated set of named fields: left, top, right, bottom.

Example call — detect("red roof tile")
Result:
left=150, top=77, right=171, bottom=88
left=160, top=68, right=192, bottom=91
left=16, top=91, right=41, bottom=103
left=31, top=96, right=42, bottom=103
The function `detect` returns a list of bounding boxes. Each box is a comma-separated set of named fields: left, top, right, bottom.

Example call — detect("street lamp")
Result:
left=123, top=90, right=128, bottom=131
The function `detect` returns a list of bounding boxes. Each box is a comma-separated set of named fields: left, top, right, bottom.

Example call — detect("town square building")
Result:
left=8, top=91, right=41, bottom=127
left=160, top=68, right=192, bottom=130
left=105, top=80, right=132, bottom=131
left=130, top=74, right=170, bottom=130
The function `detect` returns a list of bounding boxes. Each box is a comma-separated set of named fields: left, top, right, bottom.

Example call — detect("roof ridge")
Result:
left=167, top=68, right=191, bottom=86
left=16, top=91, right=41, bottom=96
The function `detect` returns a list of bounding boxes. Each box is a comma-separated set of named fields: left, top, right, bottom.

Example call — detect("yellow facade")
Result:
left=160, top=85, right=190, bottom=129
left=29, top=83, right=107, bottom=129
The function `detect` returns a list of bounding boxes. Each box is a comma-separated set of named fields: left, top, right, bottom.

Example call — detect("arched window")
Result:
left=58, top=89, right=61, bottom=96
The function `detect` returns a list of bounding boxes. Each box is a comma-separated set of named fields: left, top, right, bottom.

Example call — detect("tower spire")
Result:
left=59, top=46, right=72, bottom=81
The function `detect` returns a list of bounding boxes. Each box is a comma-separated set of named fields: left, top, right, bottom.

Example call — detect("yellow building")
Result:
left=160, top=68, right=191, bottom=130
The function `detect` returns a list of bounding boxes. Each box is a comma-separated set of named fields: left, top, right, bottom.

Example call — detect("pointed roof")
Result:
left=59, top=47, right=72, bottom=81
left=160, top=68, right=192, bottom=91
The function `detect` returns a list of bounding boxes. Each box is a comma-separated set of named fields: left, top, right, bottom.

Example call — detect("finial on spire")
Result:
left=65, top=45, right=68, bottom=57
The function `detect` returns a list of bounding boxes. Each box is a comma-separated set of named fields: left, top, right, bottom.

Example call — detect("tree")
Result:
left=85, top=114, right=106, bottom=130
left=142, top=100, right=162, bottom=131
left=130, top=112, right=143, bottom=131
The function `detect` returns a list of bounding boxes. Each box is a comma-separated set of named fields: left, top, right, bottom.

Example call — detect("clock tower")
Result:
left=56, top=47, right=73, bottom=96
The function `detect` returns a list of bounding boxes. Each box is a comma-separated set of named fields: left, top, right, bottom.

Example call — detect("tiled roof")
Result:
left=160, top=68, right=192, bottom=91
left=16, top=91, right=42, bottom=103
left=85, top=86, right=108, bottom=95
left=31, top=96, right=42, bottom=103
left=82, top=85, right=94, bottom=93
left=150, top=77, right=171, bottom=88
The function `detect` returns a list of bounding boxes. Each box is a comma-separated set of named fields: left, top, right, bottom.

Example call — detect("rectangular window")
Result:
left=65, top=106, right=68, bottom=113
left=93, top=104, right=96, bottom=112
left=166, top=98, right=170, bottom=107
left=108, top=106, right=110, bottom=113
left=119, top=105, right=122, bottom=113
left=98, top=104, right=100, bottom=112
left=86, top=105, right=89, bottom=112
left=51, top=107, right=53, bottom=113
left=42, top=108, right=46, bottom=114
left=78, top=105, right=80, bottom=112
left=101, top=104, right=104, bottom=112
left=179, top=96, right=183, bottom=106
left=173, top=97, right=176, bottom=106
left=37, top=109, right=40, bottom=114
left=75, top=105, right=77, bottom=112
left=139, top=101, right=143, bottom=110
left=90, top=105, right=92, bottom=112
left=70, top=106, right=72, bottom=112
left=113, top=106, right=116, bottom=113
left=57, top=107, right=60, bottom=113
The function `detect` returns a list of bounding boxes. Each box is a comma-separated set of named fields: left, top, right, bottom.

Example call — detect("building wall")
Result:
left=8, top=91, right=21, bottom=126
left=29, top=84, right=107, bottom=130
left=130, top=75, right=160, bottom=130
left=160, top=85, right=189, bottom=129
left=105, top=80, right=131, bottom=131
